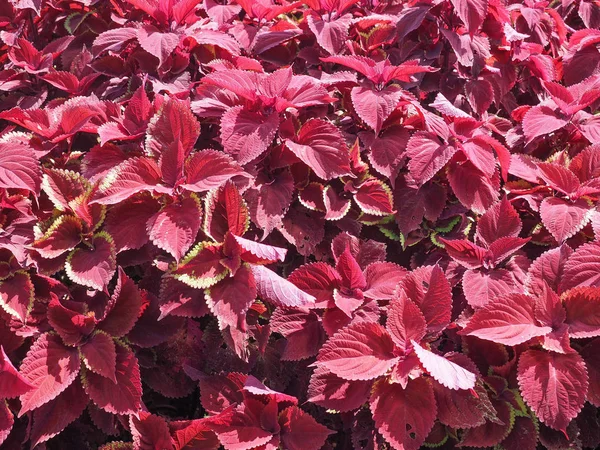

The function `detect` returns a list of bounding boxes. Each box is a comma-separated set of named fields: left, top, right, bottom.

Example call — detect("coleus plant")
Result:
left=2, top=0, right=600, bottom=448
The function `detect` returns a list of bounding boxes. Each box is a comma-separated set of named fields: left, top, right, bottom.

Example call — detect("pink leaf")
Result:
left=522, top=105, right=569, bottom=143
left=307, top=366, right=372, bottom=412
left=537, top=163, right=581, bottom=196
left=386, top=291, right=427, bottom=352
left=527, top=245, right=573, bottom=296
left=147, top=195, right=202, bottom=262
left=560, top=241, right=600, bottom=292
left=399, top=265, right=452, bottom=335
left=517, top=350, right=588, bottom=433
left=146, top=97, right=200, bottom=157
left=182, top=149, right=245, bottom=193
left=0, top=345, right=34, bottom=398
left=47, top=299, right=94, bottom=346
left=30, top=378, right=88, bottom=448
left=406, top=132, right=456, bottom=185
left=351, top=85, right=402, bottom=133
left=450, top=0, right=488, bottom=34
left=233, top=235, right=287, bottom=263
left=461, top=293, right=552, bottom=345
left=131, top=411, right=175, bottom=450
left=440, top=238, right=486, bottom=269
left=137, top=24, right=179, bottom=67
left=475, top=196, right=522, bottom=247
left=279, top=405, right=334, bottom=450
left=307, top=13, right=351, bottom=54
left=93, top=157, right=162, bottom=205
left=447, top=162, right=500, bottom=214
left=370, top=377, right=437, bottom=450
left=540, top=197, right=591, bottom=243
left=84, top=342, right=142, bottom=415
left=271, top=308, right=326, bottom=361
left=80, top=332, right=117, bottom=383
left=169, top=418, right=220, bottom=450
left=0, top=401, right=13, bottom=447
left=563, top=287, right=600, bottom=338
left=0, top=272, right=35, bottom=323
left=65, top=232, right=116, bottom=291
left=250, top=265, right=315, bottom=309
left=285, top=119, right=351, bottom=180
left=465, top=78, right=494, bottom=115
left=362, top=262, right=407, bottom=300
left=33, top=215, right=83, bottom=259
left=317, top=322, right=399, bottom=381
left=354, top=179, right=395, bottom=216
left=206, top=264, right=256, bottom=330
left=0, top=142, right=41, bottom=194
left=220, top=106, right=279, bottom=165
left=98, top=268, right=143, bottom=337
left=19, top=333, right=81, bottom=416
left=412, top=341, right=476, bottom=390
left=462, top=268, right=516, bottom=308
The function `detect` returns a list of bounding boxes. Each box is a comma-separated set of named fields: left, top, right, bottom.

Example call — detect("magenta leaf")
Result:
left=19, top=333, right=81, bottom=416
left=517, top=349, right=588, bottom=433
left=317, top=322, right=399, bottom=381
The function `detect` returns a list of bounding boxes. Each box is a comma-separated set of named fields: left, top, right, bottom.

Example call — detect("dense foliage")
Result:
left=1, top=0, right=600, bottom=448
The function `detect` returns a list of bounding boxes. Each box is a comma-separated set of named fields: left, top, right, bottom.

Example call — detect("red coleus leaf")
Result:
left=181, top=149, right=246, bottom=193
left=33, top=215, right=83, bottom=259
left=285, top=119, right=351, bottom=180
left=92, top=157, right=162, bottom=205
left=537, top=162, right=581, bottom=196
left=475, top=196, right=522, bottom=247
left=540, top=197, right=591, bottom=243
left=65, top=232, right=116, bottom=291
left=351, top=85, right=402, bottom=134
left=370, top=377, right=437, bottom=450
left=517, top=349, right=588, bottom=433
left=563, top=287, right=600, bottom=338
left=19, top=333, right=81, bottom=416
left=461, top=293, right=552, bottom=345
left=0, top=272, right=35, bottom=323
left=278, top=405, right=334, bottom=450
left=103, top=195, right=160, bottom=252
left=0, top=401, right=12, bottom=447
left=204, top=181, right=249, bottom=242
left=41, top=168, right=91, bottom=210
left=84, top=341, right=142, bottom=415
left=411, top=341, right=476, bottom=390
left=147, top=195, right=203, bottom=262
left=406, top=132, right=456, bottom=186
left=459, top=398, right=514, bottom=447
left=30, top=378, right=89, bottom=448
left=354, top=178, right=395, bottom=216
left=169, top=418, right=220, bottom=450
left=527, top=245, right=573, bottom=296
left=97, top=268, right=143, bottom=337
left=206, top=264, right=256, bottom=331
left=210, top=398, right=275, bottom=450
left=386, top=291, right=426, bottom=353
left=0, top=142, right=41, bottom=195
left=137, top=25, right=179, bottom=68
left=130, top=411, right=175, bottom=450
left=80, top=332, right=117, bottom=383
left=398, top=265, right=452, bottom=335
left=307, top=366, right=372, bottom=412
left=450, top=0, right=488, bottom=35
left=0, top=345, right=34, bottom=398
left=560, top=241, right=600, bottom=292
left=362, top=262, right=407, bottom=301
left=172, top=242, right=228, bottom=289
left=250, top=265, right=315, bottom=309
left=522, top=104, right=569, bottom=143
left=220, top=106, right=280, bottom=165
left=47, top=298, right=95, bottom=346
left=316, top=322, right=399, bottom=381
left=146, top=97, right=200, bottom=157
left=198, top=372, right=246, bottom=415
left=271, top=308, right=325, bottom=361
